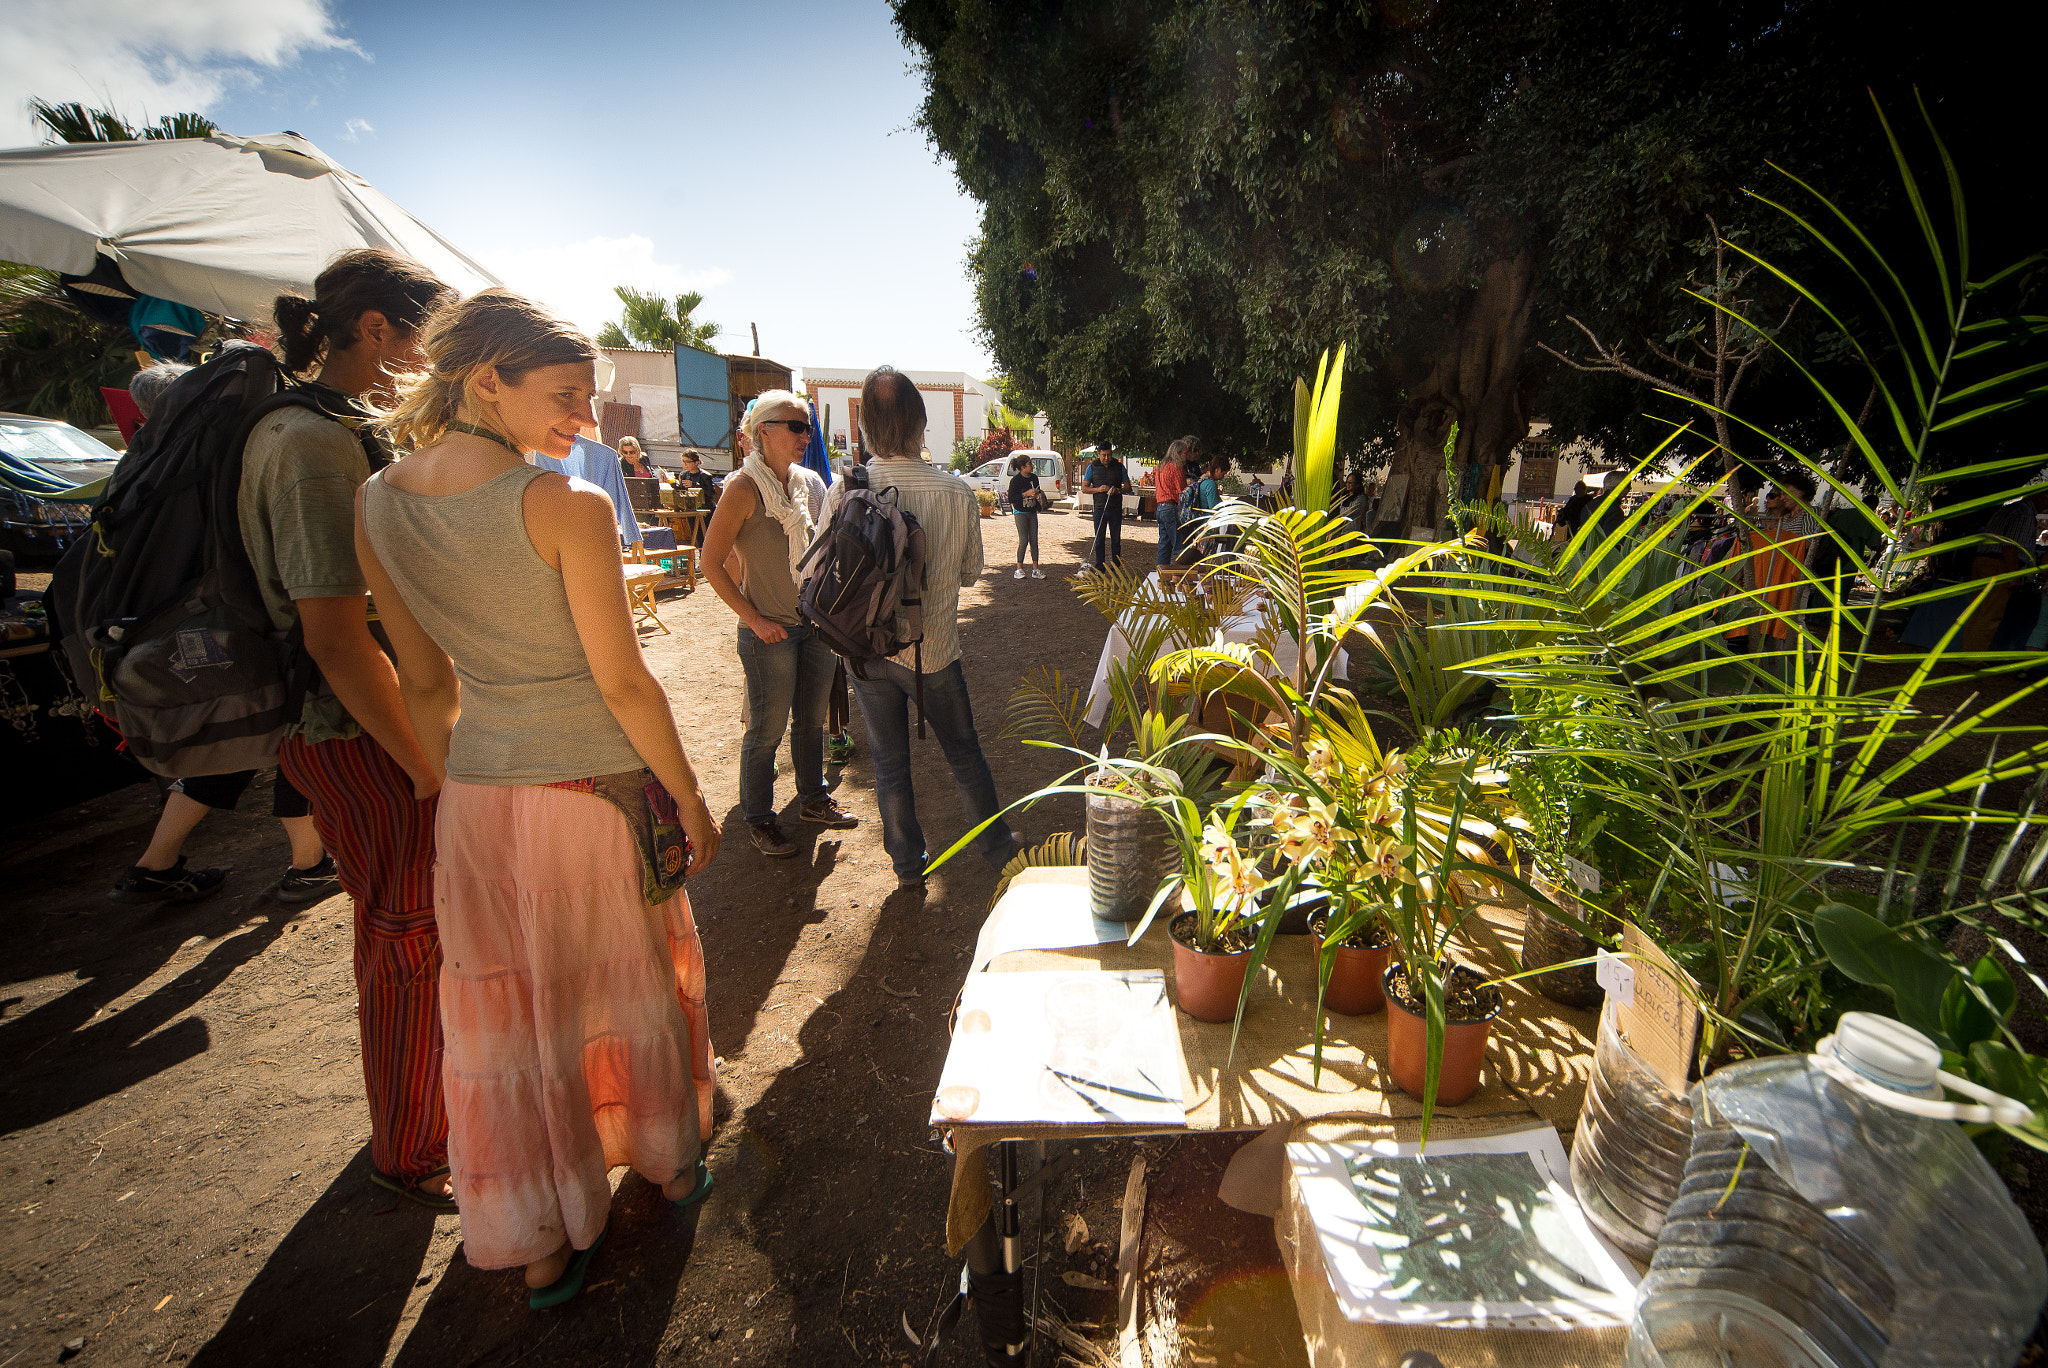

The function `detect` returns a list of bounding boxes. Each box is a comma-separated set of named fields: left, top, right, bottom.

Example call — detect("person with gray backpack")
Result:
left=806, top=367, right=1015, bottom=892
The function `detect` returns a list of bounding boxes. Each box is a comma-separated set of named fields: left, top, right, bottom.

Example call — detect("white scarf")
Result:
left=742, top=450, right=816, bottom=584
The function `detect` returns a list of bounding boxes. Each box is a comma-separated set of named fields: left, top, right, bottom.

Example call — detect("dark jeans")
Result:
left=1091, top=499, right=1122, bottom=568
left=1155, top=500, right=1181, bottom=564
left=849, top=658, right=1016, bottom=880
left=736, top=621, right=834, bottom=824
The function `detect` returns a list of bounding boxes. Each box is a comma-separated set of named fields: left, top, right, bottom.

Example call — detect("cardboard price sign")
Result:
left=1614, top=923, right=1701, bottom=1097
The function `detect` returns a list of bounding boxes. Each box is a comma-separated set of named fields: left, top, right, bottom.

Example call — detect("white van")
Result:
left=963, top=448, right=1067, bottom=507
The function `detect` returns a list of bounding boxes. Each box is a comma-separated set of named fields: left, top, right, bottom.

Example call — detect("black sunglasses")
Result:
left=760, top=418, right=811, bottom=437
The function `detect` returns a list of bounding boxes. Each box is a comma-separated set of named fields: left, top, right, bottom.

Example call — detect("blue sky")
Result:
left=0, top=0, right=994, bottom=378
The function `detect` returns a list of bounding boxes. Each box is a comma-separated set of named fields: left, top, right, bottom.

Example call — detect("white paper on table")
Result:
left=931, top=970, right=1188, bottom=1128
left=968, top=879, right=1127, bottom=973
left=1287, top=1123, right=1639, bottom=1330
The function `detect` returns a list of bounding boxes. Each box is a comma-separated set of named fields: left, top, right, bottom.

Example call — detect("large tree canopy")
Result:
left=896, top=0, right=2030, bottom=523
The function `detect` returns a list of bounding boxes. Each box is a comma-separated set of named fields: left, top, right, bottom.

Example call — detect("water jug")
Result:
left=1627, top=1012, right=2045, bottom=1368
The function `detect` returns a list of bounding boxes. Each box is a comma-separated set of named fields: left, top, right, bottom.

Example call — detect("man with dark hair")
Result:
left=831, top=367, right=1016, bottom=891
left=1080, top=441, right=1131, bottom=573
left=1554, top=480, right=1595, bottom=539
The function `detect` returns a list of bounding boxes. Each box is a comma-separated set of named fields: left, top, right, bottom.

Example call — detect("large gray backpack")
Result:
left=797, top=466, right=928, bottom=733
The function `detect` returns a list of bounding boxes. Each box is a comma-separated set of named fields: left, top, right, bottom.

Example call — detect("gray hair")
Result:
left=740, top=389, right=808, bottom=453
left=129, top=363, right=192, bottom=420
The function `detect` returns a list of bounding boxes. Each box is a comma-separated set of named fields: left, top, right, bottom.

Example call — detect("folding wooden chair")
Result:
left=622, top=544, right=669, bottom=634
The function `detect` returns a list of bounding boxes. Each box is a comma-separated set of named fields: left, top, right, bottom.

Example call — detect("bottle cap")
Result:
left=1832, top=1011, right=1941, bottom=1093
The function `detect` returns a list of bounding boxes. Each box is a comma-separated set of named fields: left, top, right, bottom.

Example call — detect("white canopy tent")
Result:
left=0, top=132, right=497, bottom=322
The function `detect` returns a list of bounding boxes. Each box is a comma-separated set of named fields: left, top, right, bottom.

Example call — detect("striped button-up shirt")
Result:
left=821, top=457, right=985, bottom=673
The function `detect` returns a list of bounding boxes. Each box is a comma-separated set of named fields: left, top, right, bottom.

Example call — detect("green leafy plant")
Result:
left=1814, top=795, right=2048, bottom=1151
left=1435, top=103, right=2048, bottom=1070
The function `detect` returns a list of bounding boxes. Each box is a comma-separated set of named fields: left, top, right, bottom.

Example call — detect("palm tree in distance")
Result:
left=30, top=99, right=218, bottom=143
left=595, top=286, right=721, bottom=352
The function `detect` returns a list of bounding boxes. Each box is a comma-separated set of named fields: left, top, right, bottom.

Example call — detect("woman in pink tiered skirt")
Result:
left=356, top=288, right=723, bottom=1307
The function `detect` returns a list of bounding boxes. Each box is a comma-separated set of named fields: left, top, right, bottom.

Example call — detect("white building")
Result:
left=801, top=368, right=1003, bottom=457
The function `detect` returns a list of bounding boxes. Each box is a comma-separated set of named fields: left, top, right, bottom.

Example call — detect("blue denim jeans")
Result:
left=1155, top=500, right=1181, bottom=564
left=1091, top=499, right=1122, bottom=568
left=849, top=658, right=1016, bottom=879
left=736, top=621, right=834, bottom=824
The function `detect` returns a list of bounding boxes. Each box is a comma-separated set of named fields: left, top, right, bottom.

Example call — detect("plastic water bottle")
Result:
left=1627, top=1012, right=2045, bottom=1368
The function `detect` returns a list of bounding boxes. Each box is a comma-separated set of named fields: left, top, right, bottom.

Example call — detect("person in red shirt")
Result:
left=1154, top=436, right=1194, bottom=565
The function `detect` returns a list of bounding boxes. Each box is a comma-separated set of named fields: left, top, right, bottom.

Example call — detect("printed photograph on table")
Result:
left=932, top=970, right=1186, bottom=1127
left=1288, top=1124, right=1638, bottom=1330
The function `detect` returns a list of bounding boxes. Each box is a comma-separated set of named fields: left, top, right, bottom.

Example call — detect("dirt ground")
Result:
left=1, top=505, right=1311, bottom=1367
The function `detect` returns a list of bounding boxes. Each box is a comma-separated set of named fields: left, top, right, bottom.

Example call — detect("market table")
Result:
left=930, top=868, right=1626, bottom=1365
left=939, top=868, right=1598, bottom=1254
left=646, top=507, right=707, bottom=537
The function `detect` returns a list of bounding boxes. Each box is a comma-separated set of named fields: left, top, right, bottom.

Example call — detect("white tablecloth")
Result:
left=1083, top=576, right=1348, bottom=727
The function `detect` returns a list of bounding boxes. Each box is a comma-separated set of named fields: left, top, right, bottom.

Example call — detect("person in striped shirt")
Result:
left=827, top=367, right=1017, bottom=891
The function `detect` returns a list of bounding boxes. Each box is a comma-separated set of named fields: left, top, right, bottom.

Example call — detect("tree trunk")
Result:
left=1379, top=251, right=1536, bottom=535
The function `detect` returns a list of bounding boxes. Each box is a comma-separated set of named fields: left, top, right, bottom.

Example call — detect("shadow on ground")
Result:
left=188, top=1148, right=441, bottom=1366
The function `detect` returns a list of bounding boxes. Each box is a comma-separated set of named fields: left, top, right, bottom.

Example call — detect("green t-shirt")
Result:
left=237, top=402, right=372, bottom=744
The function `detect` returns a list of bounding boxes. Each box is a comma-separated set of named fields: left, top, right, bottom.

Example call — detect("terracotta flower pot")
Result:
left=1307, top=914, right=1391, bottom=1016
left=1382, top=963, right=1500, bottom=1106
left=1169, top=912, right=1254, bottom=1024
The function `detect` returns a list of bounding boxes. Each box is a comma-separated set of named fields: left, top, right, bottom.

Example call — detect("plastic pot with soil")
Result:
left=1086, top=784, right=1171, bottom=923
left=1521, top=874, right=1605, bottom=1010
left=1307, top=910, right=1395, bottom=1016
left=1568, top=1004, right=1694, bottom=1263
left=1169, top=911, right=1256, bottom=1023
left=1382, top=962, right=1501, bottom=1106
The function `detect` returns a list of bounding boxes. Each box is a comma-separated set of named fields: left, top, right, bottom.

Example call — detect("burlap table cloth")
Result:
left=1275, top=1119, right=1627, bottom=1366
left=939, top=877, right=1599, bottom=1253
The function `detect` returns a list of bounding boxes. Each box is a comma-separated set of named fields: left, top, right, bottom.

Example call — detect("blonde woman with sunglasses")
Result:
left=701, top=392, right=859, bottom=858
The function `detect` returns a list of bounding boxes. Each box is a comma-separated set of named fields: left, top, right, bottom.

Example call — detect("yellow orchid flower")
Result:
left=1367, top=838, right=1417, bottom=887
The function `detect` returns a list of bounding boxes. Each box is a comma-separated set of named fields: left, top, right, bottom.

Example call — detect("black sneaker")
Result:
left=748, top=821, right=798, bottom=858
left=272, top=855, right=340, bottom=906
left=108, top=858, right=230, bottom=906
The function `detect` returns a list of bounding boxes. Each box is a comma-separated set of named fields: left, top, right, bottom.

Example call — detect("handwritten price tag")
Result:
left=1594, top=950, right=1634, bottom=1007
left=1562, top=855, right=1602, bottom=894
left=1614, top=922, right=1701, bottom=1097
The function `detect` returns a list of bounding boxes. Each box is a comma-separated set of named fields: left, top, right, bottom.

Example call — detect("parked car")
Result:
left=0, top=413, right=122, bottom=565
left=962, top=449, right=1068, bottom=509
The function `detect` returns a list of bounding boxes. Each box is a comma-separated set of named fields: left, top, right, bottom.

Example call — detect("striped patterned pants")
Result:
left=279, top=733, right=448, bottom=1183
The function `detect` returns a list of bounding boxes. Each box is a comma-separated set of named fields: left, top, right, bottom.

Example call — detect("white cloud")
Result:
left=481, top=235, right=733, bottom=340
left=341, top=116, right=373, bottom=141
left=0, top=0, right=357, bottom=146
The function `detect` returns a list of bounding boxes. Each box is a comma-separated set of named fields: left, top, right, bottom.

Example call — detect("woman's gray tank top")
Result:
left=361, top=463, right=645, bottom=785
left=734, top=472, right=803, bottom=627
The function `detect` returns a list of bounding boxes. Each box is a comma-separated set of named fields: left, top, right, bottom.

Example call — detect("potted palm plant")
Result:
left=1445, top=110, right=2048, bottom=1256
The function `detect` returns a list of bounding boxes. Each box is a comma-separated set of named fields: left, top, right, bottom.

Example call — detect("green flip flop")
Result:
left=528, top=1226, right=607, bottom=1310
left=370, top=1167, right=458, bottom=1214
left=671, top=1157, right=714, bottom=1208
